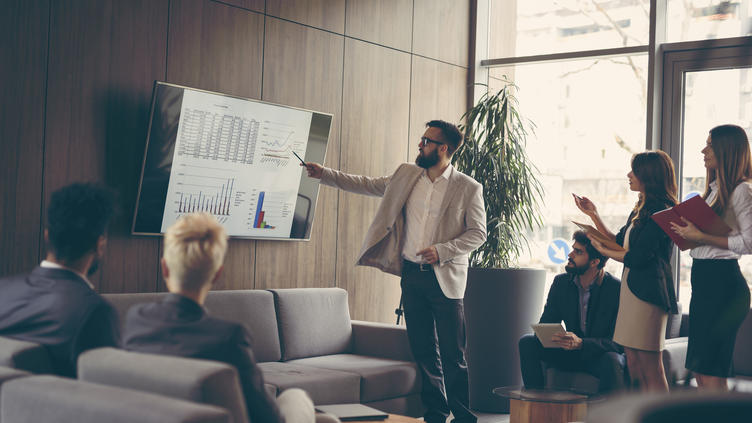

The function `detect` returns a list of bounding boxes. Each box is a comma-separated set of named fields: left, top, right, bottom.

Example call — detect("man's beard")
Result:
left=87, top=255, right=101, bottom=277
left=416, top=149, right=439, bottom=169
left=564, top=259, right=588, bottom=276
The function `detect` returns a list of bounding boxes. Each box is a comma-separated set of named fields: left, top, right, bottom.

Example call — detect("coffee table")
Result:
left=493, top=386, right=588, bottom=423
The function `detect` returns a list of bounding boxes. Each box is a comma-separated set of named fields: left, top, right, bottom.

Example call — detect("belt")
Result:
left=403, top=259, right=433, bottom=272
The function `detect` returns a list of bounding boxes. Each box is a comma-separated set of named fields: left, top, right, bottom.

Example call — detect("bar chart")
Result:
left=176, top=177, right=234, bottom=216
left=249, top=190, right=294, bottom=230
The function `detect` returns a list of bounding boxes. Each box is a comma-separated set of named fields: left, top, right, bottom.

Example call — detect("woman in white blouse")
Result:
left=672, top=124, right=752, bottom=390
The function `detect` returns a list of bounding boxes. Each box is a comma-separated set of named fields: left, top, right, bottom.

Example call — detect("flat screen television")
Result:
left=132, top=81, right=331, bottom=240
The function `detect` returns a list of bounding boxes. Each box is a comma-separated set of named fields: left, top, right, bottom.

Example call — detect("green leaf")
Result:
left=453, top=78, right=544, bottom=269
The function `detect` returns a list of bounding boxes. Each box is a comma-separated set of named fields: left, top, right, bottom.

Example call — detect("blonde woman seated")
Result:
left=122, top=212, right=314, bottom=423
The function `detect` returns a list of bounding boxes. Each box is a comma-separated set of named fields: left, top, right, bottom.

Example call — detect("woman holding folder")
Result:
left=671, top=124, right=752, bottom=390
left=574, top=150, right=679, bottom=391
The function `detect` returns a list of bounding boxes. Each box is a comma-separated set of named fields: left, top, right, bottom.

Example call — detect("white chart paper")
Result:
left=160, top=89, right=312, bottom=237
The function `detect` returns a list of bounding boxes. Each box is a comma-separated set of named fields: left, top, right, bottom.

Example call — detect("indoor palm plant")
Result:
left=454, top=80, right=547, bottom=413
left=454, top=80, right=544, bottom=267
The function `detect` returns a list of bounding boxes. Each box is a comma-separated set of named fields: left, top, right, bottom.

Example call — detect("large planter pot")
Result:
left=464, top=267, right=546, bottom=413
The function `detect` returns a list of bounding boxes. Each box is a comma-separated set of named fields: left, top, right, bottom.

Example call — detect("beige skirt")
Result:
left=613, top=266, right=668, bottom=351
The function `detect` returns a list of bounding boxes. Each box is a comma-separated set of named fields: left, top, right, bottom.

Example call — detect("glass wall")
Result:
left=678, top=67, right=752, bottom=309
left=489, top=57, right=647, bottom=284
left=484, top=0, right=752, bottom=306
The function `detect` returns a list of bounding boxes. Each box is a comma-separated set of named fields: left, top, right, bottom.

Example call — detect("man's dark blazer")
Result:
left=539, top=271, right=623, bottom=361
left=0, top=266, right=120, bottom=377
left=122, top=294, right=283, bottom=423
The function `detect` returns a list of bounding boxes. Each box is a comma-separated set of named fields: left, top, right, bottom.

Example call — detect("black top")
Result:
left=123, top=293, right=283, bottom=423
left=616, top=200, right=679, bottom=314
left=0, top=266, right=120, bottom=377
left=539, top=272, right=623, bottom=360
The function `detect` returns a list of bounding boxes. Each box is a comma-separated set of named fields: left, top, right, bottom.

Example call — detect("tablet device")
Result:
left=531, top=322, right=567, bottom=349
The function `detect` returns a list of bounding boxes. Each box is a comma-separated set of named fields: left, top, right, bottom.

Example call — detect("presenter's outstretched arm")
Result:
left=301, top=162, right=392, bottom=197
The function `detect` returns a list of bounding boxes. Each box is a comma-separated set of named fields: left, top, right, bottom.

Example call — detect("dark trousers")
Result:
left=518, top=334, right=627, bottom=393
left=400, top=261, right=475, bottom=423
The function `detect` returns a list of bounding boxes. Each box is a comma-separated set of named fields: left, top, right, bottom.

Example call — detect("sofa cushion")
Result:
left=0, top=336, right=53, bottom=374
left=0, top=366, right=30, bottom=410
left=204, top=290, right=281, bottom=362
left=287, top=354, right=419, bottom=402
left=78, top=348, right=247, bottom=423
left=0, top=376, right=230, bottom=423
left=258, top=361, right=360, bottom=404
left=0, top=375, right=230, bottom=423
left=663, top=337, right=690, bottom=385
left=103, top=292, right=165, bottom=323
left=733, top=309, right=752, bottom=378
left=270, top=288, right=352, bottom=361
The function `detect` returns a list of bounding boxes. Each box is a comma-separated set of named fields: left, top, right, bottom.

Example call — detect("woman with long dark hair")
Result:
left=671, top=124, right=752, bottom=390
left=574, top=150, right=679, bottom=391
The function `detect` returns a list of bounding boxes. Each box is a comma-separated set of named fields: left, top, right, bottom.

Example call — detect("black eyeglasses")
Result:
left=420, top=136, right=444, bottom=147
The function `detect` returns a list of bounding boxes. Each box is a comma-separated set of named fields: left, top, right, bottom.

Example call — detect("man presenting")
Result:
left=303, top=120, right=486, bottom=423
left=518, top=231, right=625, bottom=394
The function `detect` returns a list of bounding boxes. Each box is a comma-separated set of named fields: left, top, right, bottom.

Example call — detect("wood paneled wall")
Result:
left=0, top=0, right=470, bottom=323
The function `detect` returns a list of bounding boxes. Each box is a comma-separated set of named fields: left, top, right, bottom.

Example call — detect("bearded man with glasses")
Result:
left=302, top=120, right=486, bottom=423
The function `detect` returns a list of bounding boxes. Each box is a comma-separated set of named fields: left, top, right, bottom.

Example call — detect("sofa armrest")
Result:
left=351, top=320, right=414, bottom=362
left=663, top=337, right=691, bottom=386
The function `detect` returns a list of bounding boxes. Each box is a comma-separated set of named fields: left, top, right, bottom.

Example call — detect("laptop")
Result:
left=315, top=404, right=389, bottom=421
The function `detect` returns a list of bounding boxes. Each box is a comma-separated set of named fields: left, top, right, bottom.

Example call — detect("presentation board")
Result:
left=132, top=82, right=331, bottom=240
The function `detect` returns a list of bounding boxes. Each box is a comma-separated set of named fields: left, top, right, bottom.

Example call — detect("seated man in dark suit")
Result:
left=519, top=231, right=625, bottom=394
left=123, top=213, right=314, bottom=423
left=0, top=183, right=120, bottom=377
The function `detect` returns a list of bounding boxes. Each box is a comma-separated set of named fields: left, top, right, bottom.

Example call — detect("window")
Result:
left=482, top=0, right=752, bottom=305
left=667, top=0, right=752, bottom=42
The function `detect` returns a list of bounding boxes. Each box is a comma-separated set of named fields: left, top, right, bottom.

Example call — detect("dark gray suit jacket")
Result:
left=0, top=266, right=120, bottom=377
left=122, top=294, right=283, bottom=423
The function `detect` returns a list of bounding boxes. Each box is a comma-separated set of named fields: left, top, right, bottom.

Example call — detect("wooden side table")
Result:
left=494, top=386, right=589, bottom=423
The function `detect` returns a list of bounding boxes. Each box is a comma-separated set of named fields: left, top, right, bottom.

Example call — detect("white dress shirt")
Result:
left=40, top=260, right=95, bottom=289
left=690, top=180, right=752, bottom=259
left=402, top=165, right=453, bottom=263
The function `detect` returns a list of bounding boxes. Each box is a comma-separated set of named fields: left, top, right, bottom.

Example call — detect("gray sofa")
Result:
left=102, top=288, right=422, bottom=417
left=0, top=372, right=230, bottom=423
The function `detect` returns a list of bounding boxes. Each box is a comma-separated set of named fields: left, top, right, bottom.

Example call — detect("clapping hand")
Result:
left=573, top=193, right=598, bottom=218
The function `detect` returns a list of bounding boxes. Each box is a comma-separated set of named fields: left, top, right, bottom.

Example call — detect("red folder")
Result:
left=651, top=195, right=731, bottom=251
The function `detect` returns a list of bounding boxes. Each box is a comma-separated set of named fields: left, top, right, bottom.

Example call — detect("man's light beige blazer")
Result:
left=321, top=163, right=487, bottom=299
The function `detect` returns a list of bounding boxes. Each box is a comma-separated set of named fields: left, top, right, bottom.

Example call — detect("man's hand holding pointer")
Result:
left=301, top=162, right=323, bottom=179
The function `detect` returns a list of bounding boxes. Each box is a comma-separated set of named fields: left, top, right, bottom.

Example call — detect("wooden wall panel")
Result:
left=167, top=0, right=263, bottom=99
left=213, top=0, right=264, bottom=14
left=255, top=18, right=344, bottom=290
left=0, top=0, right=48, bottom=277
left=345, top=0, right=412, bottom=51
left=339, top=39, right=411, bottom=323
left=267, top=0, right=345, bottom=33
left=413, top=0, right=471, bottom=67
left=167, top=0, right=264, bottom=290
left=44, top=0, right=167, bottom=292
left=409, top=57, right=468, bottom=156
